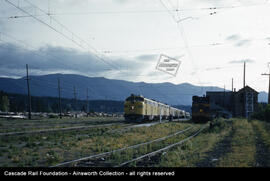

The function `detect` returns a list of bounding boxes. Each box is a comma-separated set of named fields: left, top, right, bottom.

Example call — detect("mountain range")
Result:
left=0, top=74, right=267, bottom=105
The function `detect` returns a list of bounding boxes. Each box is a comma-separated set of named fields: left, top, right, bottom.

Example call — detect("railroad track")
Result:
left=0, top=122, right=130, bottom=136
left=0, top=119, right=174, bottom=136
left=51, top=125, right=198, bottom=167
left=117, top=125, right=207, bottom=167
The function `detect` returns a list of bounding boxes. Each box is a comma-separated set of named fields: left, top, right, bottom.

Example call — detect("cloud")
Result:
left=226, top=34, right=251, bottom=47
left=135, top=54, right=158, bottom=61
left=228, top=59, right=255, bottom=64
left=0, top=43, right=107, bottom=72
left=226, top=34, right=240, bottom=41
left=205, top=67, right=222, bottom=71
left=0, top=42, right=153, bottom=80
left=174, top=54, right=185, bottom=60
left=113, top=0, right=129, bottom=3
left=235, top=39, right=251, bottom=47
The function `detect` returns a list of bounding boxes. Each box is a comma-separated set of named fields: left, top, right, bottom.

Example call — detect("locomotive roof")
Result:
left=127, top=94, right=183, bottom=111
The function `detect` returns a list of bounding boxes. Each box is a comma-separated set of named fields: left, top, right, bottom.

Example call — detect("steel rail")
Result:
left=0, top=120, right=170, bottom=136
left=116, top=125, right=207, bottom=167
left=0, top=122, right=127, bottom=136
left=51, top=126, right=193, bottom=167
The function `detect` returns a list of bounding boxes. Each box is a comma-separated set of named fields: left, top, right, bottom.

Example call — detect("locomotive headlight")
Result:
left=199, top=109, right=203, bottom=113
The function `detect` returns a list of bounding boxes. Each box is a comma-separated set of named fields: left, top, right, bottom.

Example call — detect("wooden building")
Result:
left=206, top=86, right=258, bottom=118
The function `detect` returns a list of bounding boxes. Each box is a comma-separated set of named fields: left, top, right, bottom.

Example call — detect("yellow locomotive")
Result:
left=124, top=94, right=188, bottom=122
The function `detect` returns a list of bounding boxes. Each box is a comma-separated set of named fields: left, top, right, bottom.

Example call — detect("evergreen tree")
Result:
left=0, top=95, right=10, bottom=112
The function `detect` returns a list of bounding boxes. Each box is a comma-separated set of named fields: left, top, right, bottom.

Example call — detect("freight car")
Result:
left=191, top=95, right=212, bottom=123
left=124, top=94, right=189, bottom=122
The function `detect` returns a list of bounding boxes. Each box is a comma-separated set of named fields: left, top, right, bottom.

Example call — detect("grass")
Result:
left=0, top=117, right=193, bottom=167
left=251, top=120, right=270, bottom=166
left=1, top=117, right=269, bottom=167
left=217, top=119, right=256, bottom=167
left=0, top=118, right=126, bottom=166
left=252, top=121, right=270, bottom=149
left=0, top=117, right=124, bottom=133
left=157, top=118, right=270, bottom=167
left=158, top=119, right=233, bottom=167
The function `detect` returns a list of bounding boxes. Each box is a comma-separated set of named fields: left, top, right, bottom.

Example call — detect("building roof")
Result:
left=237, top=85, right=258, bottom=94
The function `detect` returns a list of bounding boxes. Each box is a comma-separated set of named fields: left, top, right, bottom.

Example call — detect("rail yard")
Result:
left=1, top=0, right=270, bottom=175
left=0, top=116, right=269, bottom=167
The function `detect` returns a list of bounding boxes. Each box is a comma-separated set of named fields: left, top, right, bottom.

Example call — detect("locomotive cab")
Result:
left=124, top=94, right=145, bottom=122
left=192, top=96, right=212, bottom=123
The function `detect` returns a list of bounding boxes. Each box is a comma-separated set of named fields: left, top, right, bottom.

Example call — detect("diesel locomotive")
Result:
left=191, top=95, right=212, bottom=123
left=124, top=94, right=190, bottom=122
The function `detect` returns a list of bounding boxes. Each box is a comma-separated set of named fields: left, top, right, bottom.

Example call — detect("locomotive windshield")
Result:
left=126, top=95, right=144, bottom=102
left=192, top=96, right=210, bottom=103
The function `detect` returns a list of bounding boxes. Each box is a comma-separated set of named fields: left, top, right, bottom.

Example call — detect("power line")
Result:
left=1, top=1, right=267, bottom=18
left=25, top=0, right=123, bottom=71
left=0, top=32, right=111, bottom=77
left=4, top=0, right=123, bottom=72
left=0, top=46, right=108, bottom=100
left=2, top=30, right=188, bottom=103
left=159, top=0, right=202, bottom=88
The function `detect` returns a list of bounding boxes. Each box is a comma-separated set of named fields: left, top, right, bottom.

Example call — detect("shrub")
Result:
left=208, top=119, right=228, bottom=133
left=46, top=150, right=60, bottom=164
left=252, top=104, right=270, bottom=122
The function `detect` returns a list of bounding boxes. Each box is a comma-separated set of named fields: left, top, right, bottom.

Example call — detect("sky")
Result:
left=1, top=0, right=270, bottom=92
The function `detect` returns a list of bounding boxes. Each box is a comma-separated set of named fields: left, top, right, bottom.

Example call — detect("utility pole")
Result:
left=223, top=85, right=225, bottom=107
left=231, top=78, right=235, bottom=116
left=262, top=74, right=270, bottom=104
left=73, top=86, right=77, bottom=118
left=243, top=61, right=246, bottom=88
left=232, top=78, right=234, bottom=92
left=26, top=64, right=31, bottom=119
left=86, top=88, right=89, bottom=117
left=261, top=62, right=270, bottom=104
left=58, top=78, right=62, bottom=119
